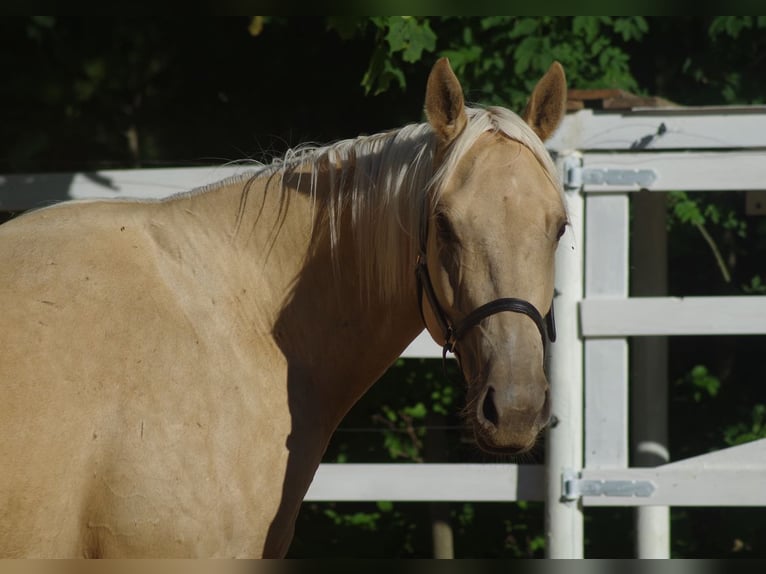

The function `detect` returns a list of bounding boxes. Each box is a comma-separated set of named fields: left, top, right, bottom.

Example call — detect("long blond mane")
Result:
left=225, top=105, right=561, bottom=300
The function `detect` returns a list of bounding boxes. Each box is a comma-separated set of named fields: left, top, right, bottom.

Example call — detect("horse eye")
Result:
left=435, top=212, right=457, bottom=243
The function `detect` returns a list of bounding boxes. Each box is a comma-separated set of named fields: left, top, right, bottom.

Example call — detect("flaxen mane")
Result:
left=196, top=105, right=561, bottom=300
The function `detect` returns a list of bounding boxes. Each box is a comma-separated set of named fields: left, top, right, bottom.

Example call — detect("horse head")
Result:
left=419, top=58, right=568, bottom=455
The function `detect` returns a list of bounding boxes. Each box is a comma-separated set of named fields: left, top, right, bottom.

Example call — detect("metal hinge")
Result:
left=562, top=156, right=657, bottom=190
left=562, top=469, right=656, bottom=501
left=562, top=155, right=585, bottom=190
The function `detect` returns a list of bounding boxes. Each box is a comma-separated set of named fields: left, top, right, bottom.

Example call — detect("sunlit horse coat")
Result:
left=0, top=58, right=567, bottom=557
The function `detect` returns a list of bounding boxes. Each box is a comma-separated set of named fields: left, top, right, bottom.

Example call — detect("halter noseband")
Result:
left=415, top=201, right=556, bottom=367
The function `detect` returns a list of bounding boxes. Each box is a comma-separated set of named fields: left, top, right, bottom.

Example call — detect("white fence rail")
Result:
left=581, top=296, right=766, bottom=336
left=305, top=463, right=545, bottom=502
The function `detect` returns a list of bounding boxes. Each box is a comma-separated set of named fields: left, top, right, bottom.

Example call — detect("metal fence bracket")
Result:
left=563, top=158, right=657, bottom=190
left=562, top=469, right=656, bottom=501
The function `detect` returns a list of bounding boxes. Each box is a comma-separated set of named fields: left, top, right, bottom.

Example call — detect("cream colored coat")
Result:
left=0, top=59, right=566, bottom=557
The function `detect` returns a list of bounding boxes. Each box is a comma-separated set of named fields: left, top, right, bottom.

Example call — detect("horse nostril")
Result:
left=482, top=386, right=499, bottom=427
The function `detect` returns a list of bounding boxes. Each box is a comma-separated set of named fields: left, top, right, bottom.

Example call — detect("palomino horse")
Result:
left=0, top=58, right=567, bottom=557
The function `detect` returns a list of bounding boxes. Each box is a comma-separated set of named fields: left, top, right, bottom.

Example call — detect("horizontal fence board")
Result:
left=0, top=166, right=257, bottom=211
left=581, top=296, right=766, bottom=336
left=581, top=468, right=766, bottom=506
left=662, top=436, right=766, bottom=469
left=580, top=150, right=766, bottom=192
left=548, top=107, right=766, bottom=151
left=305, top=463, right=545, bottom=502
left=400, top=331, right=443, bottom=359
left=580, top=439, right=766, bottom=506
left=4, top=149, right=766, bottom=212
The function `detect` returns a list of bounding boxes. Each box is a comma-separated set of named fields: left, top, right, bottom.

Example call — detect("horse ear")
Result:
left=522, top=61, right=567, bottom=142
left=425, top=57, right=467, bottom=145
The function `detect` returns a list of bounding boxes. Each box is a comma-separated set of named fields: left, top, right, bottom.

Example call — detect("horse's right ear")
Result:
left=425, top=57, right=467, bottom=145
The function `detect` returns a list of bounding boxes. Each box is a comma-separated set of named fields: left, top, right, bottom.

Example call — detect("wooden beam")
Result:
left=567, top=88, right=678, bottom=111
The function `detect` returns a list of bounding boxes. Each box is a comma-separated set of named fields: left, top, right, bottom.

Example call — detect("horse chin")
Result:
left=464, top=381, right=549, bottom=456
left=472, top=425, right=538, bottom=456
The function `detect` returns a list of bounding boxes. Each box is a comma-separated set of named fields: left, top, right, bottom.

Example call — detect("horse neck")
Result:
left=271, top=168, right=425, bottom=427
left=184, top=166, right=425, bottom=428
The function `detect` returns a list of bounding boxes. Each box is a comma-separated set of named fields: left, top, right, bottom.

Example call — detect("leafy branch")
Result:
left=668, top=191, right=749, bottom=284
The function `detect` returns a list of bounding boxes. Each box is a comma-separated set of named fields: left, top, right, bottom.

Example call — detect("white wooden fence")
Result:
left=3, top=103, right=766, bottom=558
left=544, top=103, right=766, bottom=558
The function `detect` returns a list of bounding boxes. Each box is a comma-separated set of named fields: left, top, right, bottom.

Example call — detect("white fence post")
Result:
left=545, top=153, right=585, bottom=558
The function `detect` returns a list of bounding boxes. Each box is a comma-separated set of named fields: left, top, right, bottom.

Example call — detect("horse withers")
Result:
left=0, top=58, right=567, bottom=557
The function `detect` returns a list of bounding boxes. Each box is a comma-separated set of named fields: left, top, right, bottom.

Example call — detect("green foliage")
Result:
left=742, top=275, right=766, bottom=295
left=330, top=16, right=645, bottom=109
left=708, top=16, right=766, bottom=39
left=723, top=404, right=766, bottom=446
left=435, top=16, right=645, bottom=109
left=667, top=191, right=749, bottom=284
left=323, top=508, right=382, bottom=531
left=431, top=380, right=455, bottom=415
left=384, top=17, right=437, bottom=64
left=670, top=17, right=766, bottom=106
left=376, top=395, right=423, bottom=460
left=669, top=191, right=706, bottom=227
left=682, top=364, right=721, bottom=403
left=361, top=17, right=437, bottom=95
left=290, top=501, right=423, bottom=557
left=668, top=191, right=747, bottom=237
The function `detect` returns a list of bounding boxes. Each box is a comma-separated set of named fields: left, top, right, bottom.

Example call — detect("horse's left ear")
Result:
left=425, top=57, right=467, bottom=145
left=522, top=61, right=567, bottom=142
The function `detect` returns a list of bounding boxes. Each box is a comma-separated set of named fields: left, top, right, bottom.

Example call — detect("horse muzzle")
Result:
left=473, top=379, right=551, bottom=454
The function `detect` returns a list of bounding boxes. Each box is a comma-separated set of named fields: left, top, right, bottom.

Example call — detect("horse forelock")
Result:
left=220, top=105, right=561, bottom=303
left=432, top=105, right=563, bottom=205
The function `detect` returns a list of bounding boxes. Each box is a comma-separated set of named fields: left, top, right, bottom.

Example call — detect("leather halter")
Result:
left=415, top=200, right=556, bottom=367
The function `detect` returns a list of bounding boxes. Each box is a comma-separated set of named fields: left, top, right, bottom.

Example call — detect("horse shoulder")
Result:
left=0, top=200, right=293, bottom=557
